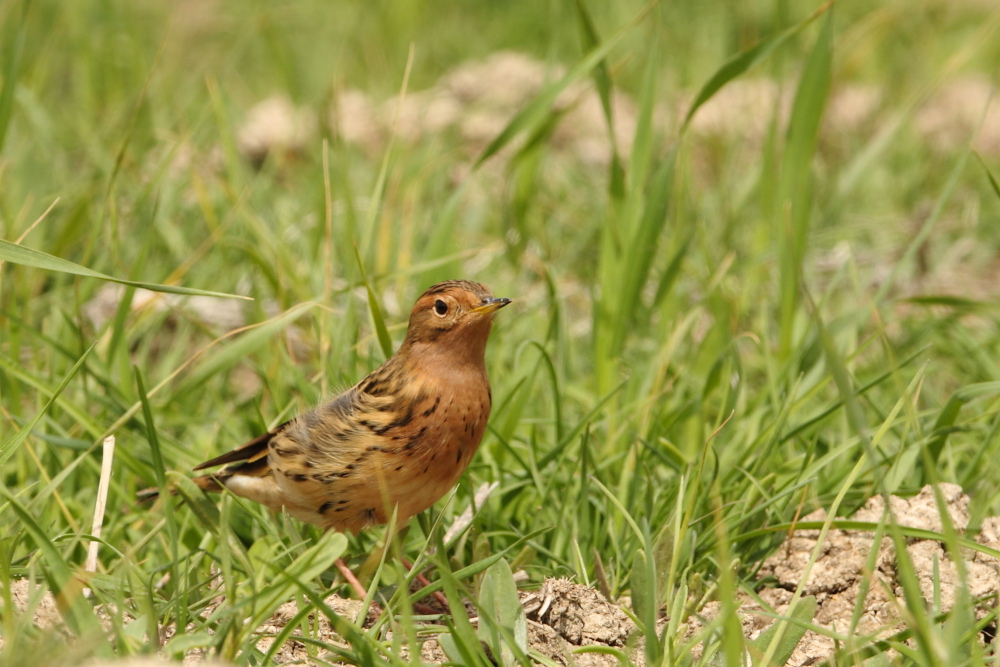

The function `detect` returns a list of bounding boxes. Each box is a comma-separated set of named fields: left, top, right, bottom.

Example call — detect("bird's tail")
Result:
left=136, top=424, right=282, bottom=502
left=136, top=472, right=229, bottom=502
left=136, top=486, right=162, bottom=502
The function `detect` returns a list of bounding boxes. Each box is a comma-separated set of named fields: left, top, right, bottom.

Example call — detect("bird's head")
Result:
left=402, top=280, right=511, bottom=362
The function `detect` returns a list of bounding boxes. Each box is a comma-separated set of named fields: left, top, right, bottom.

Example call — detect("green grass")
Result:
left=2, top=0, right=1000, bottom=664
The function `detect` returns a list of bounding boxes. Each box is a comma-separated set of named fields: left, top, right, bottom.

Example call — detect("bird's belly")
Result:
left=389, top=447, right=470, bottom=519
left=270, top=380, right=489, bottom=533
left=273, top=433, right=479, bottom=533
left=352, top=434, right=475, bottom=529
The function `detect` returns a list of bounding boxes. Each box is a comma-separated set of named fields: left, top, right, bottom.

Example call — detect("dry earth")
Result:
left=5, top=484, right=1000, bottom=665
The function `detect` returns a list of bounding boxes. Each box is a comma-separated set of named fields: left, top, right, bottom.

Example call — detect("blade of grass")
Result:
left=626, top=26, right=658, bottom=208
left=926, top=381, right=1000, bottom=464
left=975, top=151, right=1000, bottom=202
left=361, top=44, right=414, bottom=262
left=0, top=342, right=95, bottom=467
left=873, top=149, right=969, bottom=306
left=473, top=0, right=654, bottom=168
left=0, top=352, right=104, bottom=439
left=779, top=344, right=929, bottom=444
left=134, top=366, right=186, bottom=634
left=680, top=0, right=833, bottom=132
left=572, top=0, right=625, bottom=199
left=353, top=243, right=393, bottom=359
left=776, top=11, right=833, bottom=358
left=0, top=0, right=27, bottom=154
left=610, top=148, right=677, bottom=356
left=249, top=530, right=348, bottom=629
left=736, top=519, right=1000, bottom=560
left=409, top=528, right=550, bottom=603
left=168, top=472, right=222, bottom=534
left=0, top=238, right=249, bottom=300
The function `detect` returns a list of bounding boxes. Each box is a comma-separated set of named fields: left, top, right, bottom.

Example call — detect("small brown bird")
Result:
left=181, top=280, right=510, bottom=535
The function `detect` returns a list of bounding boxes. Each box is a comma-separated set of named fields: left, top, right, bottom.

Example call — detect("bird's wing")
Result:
left=192, top=420, right=291, bottom=471
left=193, top=359, right=399, bottom=476
left=193, top=384, right=365, bottom=472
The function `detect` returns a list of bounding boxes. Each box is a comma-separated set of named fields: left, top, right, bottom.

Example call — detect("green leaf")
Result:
left=135, top=366, right=187, bottom=632
left=630, top=548, right=652, bottom=625
left=163, top=631, right=215, bottom=656
left=410, top=527, right=551, bottom=603
left=477, top=558, right=528, bottom=667
left=285, top=583, right=395, bottom=666
left=748, top=596, right=817, bottom=666
left=361, top=49, right=414, bottom=260
left=250, top=530, right=349, bottom=629
left=0, top=352, right=103, bottom=439
left=169, top=471, right=221, bottom=534
left=779, top=345, right=929, bottom=444
left=652, top=229, right=693, bottom=310
left=428, top=533, right=492, bottom=667
left=611, top=148, right=677, bottom=354
left=0, top=238, right=249, bottom=300
left=902, top=294, right=992, bottom=309
left=628, top=29, right=659, bottom=203
left=437, top=632, right=463, bottom=664
left=631, top=548, right=661, bottom=665
left=135, top=367, right=168, bottom=500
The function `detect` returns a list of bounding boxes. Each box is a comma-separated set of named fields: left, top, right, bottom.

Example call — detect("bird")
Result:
left=147, top=280, right=510, bottom=541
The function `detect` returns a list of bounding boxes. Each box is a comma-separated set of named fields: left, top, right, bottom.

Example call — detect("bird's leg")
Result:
left=334, top=556, right=369, bottom=601
left=401, top=557, right=451, bottom=610
left=336, top=555, right=448, bottom=616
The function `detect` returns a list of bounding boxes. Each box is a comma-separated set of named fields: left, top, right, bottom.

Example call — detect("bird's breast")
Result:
left=381, top=373, right=491, bottom=517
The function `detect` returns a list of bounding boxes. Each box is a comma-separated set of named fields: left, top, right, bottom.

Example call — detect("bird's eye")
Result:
left=433, top=299, right=449, bottom=317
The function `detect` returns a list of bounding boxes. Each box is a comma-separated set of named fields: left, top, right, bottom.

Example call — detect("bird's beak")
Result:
left=470, top=297, right=512, bottom=315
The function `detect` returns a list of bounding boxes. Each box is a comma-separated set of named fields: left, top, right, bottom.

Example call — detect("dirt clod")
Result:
left=522, top=578, right=631, bottom=647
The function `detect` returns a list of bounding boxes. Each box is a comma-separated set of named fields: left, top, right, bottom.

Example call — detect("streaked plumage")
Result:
left=181, top=280, right=510, bottom=533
